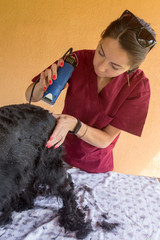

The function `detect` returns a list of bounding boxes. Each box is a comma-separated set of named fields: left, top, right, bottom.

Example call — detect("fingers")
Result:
left=47, top=126, right=63, bottom=147
left=51, top=58, right=64, bottom=81
left=46, top=119, right=63, bottom=148
left=46, top=127, right=66, bottom=148
left=46, top=114, right=70, bottom=149
left=40, top=58, right=65, bottom=92
left=64, top=82, right=69, bottom=89
left=46, top=135, right=65, bottom=149
left=40, top=71, right=47, bottom=91
left=47, top=68, right=52, bottom=85
left=54, top=137, right=65, bottom=148
left=51, top=63, right=57, bottom=81
left=57, top=58, right=64, bottom=68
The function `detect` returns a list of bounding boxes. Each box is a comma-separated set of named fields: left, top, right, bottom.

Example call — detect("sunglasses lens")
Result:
left=138, top=28, right=156, bottom=47
left=120, top=10, right=156, bottom=49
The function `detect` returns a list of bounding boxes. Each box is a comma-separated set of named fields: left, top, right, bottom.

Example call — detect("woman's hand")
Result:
left=25, top=58, right=69, bottom=102
left=46, top=114, right=78, bottom=149
left=40, top=58, right=65, bottom=91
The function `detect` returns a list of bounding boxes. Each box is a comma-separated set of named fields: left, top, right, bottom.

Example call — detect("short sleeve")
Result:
left=110, top=79, right=150, bottom=137
left=32, top=73, right=40, bottom=83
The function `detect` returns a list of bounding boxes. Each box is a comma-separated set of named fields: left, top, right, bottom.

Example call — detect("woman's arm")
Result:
left=76, top=122, right=121, bottom=148
left=46, top=114, right=121, bottom=149
left=25, top=81, right=45, bottom=102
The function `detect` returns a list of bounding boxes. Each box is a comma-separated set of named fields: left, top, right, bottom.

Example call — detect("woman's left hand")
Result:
left=46, top=114, right=77, bottom=149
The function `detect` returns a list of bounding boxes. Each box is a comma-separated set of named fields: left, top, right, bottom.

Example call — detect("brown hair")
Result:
left=101, top=16, right=156, bottom=70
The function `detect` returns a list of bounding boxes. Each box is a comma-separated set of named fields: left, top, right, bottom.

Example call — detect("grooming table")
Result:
left=0, top=169, right=160, bottom=240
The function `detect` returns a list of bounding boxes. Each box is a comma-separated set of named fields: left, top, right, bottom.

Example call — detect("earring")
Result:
left=127, top=67, right=139, bottom=87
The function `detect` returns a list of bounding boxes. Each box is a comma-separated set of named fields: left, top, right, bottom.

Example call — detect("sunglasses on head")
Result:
left=120, top=10, right=156, bottom=49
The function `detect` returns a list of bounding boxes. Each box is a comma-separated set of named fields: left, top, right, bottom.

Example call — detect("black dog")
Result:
left=0, top=103, right=93, bottom=239
left=0, top=103, right=118, bottom=239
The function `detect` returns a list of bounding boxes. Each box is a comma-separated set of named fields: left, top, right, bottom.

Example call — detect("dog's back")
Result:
left=0, top=103, right=56, bottom=164
left=0, top=103, right=55, bottom=145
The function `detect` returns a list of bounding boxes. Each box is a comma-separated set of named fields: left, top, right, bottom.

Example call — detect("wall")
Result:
left=0, top=0, right=160, bottom=177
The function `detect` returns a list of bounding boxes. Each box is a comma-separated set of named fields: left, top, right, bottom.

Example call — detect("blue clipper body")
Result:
left=42, top=54, right=76, bottom=105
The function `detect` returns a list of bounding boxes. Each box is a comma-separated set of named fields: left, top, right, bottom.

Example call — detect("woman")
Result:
left=25, top=10, right=156, bottom=173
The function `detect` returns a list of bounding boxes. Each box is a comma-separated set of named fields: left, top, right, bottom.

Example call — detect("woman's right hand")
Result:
left=39, top=58, right=65, bottom=92
left=25, top=57, right=68, bottom=102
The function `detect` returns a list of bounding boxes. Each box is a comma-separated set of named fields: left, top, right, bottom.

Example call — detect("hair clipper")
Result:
left=42, top=48, right=77, bottom=105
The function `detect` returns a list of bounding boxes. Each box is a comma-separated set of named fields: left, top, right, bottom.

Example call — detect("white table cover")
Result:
left=0, top=168, right=160, bottom=240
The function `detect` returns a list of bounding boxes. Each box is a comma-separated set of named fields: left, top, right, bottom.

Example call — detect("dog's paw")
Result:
left=58, top=207, right=92, bottom=239
left=14, top=193, right=35, bottom=212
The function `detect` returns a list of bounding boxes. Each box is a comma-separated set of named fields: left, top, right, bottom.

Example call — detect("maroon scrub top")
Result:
left=32, top=50, right=150, bottom=173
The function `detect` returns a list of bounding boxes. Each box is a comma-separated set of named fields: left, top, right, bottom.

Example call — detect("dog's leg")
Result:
left=13, top=181, right=37, bottom=212
left=0, top=203, right=13, bottom=226
left=58, top=173, right=92, bottom=239
left=37, top=147, right=92, bottom=239
left=0, top=168, right=20, bottom=226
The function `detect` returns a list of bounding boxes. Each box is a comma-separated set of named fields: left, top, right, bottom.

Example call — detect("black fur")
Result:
left=0, top=103, right=119, bottom=238
left=0, top=103, right=92, bottom=239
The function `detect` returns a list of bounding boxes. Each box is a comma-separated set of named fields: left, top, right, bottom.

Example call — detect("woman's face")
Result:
left=93, top=37, right=131, bottom=78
